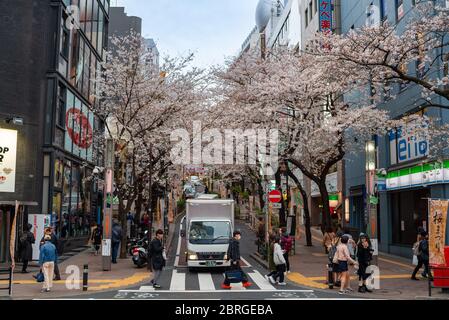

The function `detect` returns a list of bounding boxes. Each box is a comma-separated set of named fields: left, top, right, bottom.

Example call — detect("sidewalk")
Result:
left=286, top=226, right=449, bottom=300
left=1, top=248, right=151, bottom=299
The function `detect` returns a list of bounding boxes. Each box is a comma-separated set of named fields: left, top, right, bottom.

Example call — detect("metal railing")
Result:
left=0, top=267, right=12, bottom=296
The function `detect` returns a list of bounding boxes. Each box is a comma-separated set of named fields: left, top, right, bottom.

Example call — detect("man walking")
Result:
left=19, top=223, right=35, bottom=274
left=149, top=229, right=166, bottom=289
left=222, top=231, right=252, bottom=289
left=111, top=219, right=122, bottom=264
left=39, top=235, right=58, bottom=293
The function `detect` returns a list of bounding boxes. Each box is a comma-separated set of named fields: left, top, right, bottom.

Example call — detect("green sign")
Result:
left=370, top=196, right=379, bottom=205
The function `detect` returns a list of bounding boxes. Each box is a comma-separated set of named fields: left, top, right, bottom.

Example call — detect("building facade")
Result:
left=341, top=0, right=449, bottom=258
left=0, top=0, right=109, bottom=262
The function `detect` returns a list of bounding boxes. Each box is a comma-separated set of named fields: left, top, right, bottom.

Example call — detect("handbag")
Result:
left=34, top=271, right=44, bottom=283
left=162, top=249, right=167, bottom=261
left=412, top=255, right=419, bottom=266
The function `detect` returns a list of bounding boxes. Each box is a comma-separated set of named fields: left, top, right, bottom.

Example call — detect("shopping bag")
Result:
left=225, top=270, right=244, bottom=284
left=412, top=255, right=418, bottom=266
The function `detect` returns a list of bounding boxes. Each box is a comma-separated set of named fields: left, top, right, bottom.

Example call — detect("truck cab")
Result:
left=185, top=199, right=234, bottom=269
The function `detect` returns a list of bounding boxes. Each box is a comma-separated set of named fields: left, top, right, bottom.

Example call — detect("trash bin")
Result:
left=433, top=267, right=449, bottom=288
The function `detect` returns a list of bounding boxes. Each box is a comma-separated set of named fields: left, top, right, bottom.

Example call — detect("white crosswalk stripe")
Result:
left=170, top=270, right=186, bottom=291
left=247, top=270, right=277, bottom=290
left=198, top=273, right=215, bottom=291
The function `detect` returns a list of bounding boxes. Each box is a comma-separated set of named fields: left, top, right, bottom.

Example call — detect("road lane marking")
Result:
left=240, top=257, right=252, bottom=268
left=247, top=270, right=277, bottom=290
left=119, top=289, right=314, bottom=293
left=170, top=270, right=186, bottom=291
left=198, top=273, right=215, bottom=291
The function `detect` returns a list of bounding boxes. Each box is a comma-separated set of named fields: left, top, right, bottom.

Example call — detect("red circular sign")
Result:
left=66, top=108, right=93, bottom=149
left=268, top=190, right=282, bottom=203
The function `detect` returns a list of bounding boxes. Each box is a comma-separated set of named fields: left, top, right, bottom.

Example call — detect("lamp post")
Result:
left=365, top=140, right=379, bottom=264
left=102, top=138, right=114, bottom=271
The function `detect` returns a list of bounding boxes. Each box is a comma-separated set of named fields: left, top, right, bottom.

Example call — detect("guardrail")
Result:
left=0, top=267, right=12, bottom=296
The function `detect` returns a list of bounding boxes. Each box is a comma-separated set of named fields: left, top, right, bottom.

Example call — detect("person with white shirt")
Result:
left=268, top=237, right=287, bottom=286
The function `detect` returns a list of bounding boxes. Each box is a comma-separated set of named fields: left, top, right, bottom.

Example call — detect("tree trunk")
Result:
left=318, top=180, right=332, bottom=234
left=256, top=178, right=265, bottom=210
left=286, top=169, right=312, bottom=247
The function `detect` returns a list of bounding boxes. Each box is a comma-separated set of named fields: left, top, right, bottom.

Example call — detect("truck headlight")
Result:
left=188, top=251, right=198, bottom=260
left=223, top=254, right=228, bottom=261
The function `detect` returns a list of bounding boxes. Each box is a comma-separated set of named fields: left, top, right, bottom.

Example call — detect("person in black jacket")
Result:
left=222, top=231, right=252, bottom=289
left=149, top=229, right=166, bottom=289
left=357, top=234, right=374, bottom=293
left=20, top=224, right=35, bottom=273
left=111, top=219, right=122, bottom=264
left=412, top=231, right=433, bottom=280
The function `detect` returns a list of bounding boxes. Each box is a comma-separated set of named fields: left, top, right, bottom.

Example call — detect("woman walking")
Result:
left=19, top=223, right=35, bottom=274
left=357, top=234, right=374, bottom=293
left=335, top=235, right=358, bottom=295
left=91, top=224, right=103, bottom=255
left=268, top=237, right=287, bottom=286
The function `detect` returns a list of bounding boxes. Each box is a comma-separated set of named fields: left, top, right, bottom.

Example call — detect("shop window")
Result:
left=79, top=0, right=87, bottom=31
left=61, top=161, right=71, bottom=239
left=70, top=29, right=80, bottom=86
left=391, top=188, right=429, bottom=246
left=395, top=0, right=404, bottom=22
left=54, top=159, right=64, bottom=188
left=56, top=84, right=66, bottom=128
left=52, top=193, right=62, bottom=237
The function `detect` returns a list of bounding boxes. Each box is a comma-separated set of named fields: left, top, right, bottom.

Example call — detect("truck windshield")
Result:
left=189, top=221, right=231, bottom=244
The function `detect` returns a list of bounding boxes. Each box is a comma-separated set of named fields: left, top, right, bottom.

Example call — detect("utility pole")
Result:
left=102, top=138, right=114, bottom=271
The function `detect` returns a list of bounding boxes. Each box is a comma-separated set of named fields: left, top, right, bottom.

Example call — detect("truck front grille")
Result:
left=197, top=252, right=225, bottom=260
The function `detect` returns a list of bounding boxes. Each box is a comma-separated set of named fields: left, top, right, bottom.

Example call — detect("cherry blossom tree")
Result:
left=214, top=48, right=400, bottom=232
left=94, top=33, right=205, bottom=257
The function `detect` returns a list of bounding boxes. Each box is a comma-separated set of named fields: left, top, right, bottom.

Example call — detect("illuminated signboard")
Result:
left=319, top=0, right=333, bottom=32
left=0, top=128, right=18, bottom=193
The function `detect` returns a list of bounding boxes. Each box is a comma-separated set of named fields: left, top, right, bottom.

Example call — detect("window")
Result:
left=380, top=0, right=387, bottom=22
left=309, top=1, right=313, bottom=21
left=305, top=8, right=309, bottom=27
left=56, top=84, right=66, bottom=128
left=70, top=29, right=79, bottom=85
left=444, top=54, right=449, bottom=89
left=396, top=0, right=404, bottom=21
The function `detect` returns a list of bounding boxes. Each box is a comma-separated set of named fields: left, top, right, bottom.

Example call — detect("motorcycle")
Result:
left=131, top=237, right=149, bottom=268
left=127, top=230, right=148, bottom=256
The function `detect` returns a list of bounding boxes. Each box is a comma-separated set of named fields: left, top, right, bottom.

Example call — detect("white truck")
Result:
left=185, top=199, right=234, bottom=269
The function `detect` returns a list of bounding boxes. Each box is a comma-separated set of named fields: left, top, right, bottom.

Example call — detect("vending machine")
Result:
left=28, top=214, right=51, bottom=261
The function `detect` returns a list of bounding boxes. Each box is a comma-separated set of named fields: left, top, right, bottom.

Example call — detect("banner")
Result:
left=429, top=199, right=448, bottom=266
left=9, top=201, right=19, bottom=270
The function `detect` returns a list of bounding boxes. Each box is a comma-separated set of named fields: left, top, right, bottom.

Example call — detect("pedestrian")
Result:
left=39, top=234, right=58, bottom=293
left=19, top=223, right=35, bottom=274
left=40, top=227, right=61, bottom=281
left=268, top=237, right=287, bottom=286
left=111, top=219, right=122, bottom=264
left=329, top=231, right=343, bottom=287
left=280, top=227, right=293, bottom=273
left=222, top=231, right=252, bottom=289
left=323, top=227, right=336, bottom=254
left=149, top=229, right=167, bottom=289
left=411, top=231, right=433, bottom=280
left=356, top=234, right=374, bottom=293
left=91, top=224, right=103, bottom=255
left=335, top=235, right=358, bottom=295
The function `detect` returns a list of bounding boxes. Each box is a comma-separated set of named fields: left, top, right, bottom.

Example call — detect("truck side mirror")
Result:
left=180, top=230, right=186, bottom=238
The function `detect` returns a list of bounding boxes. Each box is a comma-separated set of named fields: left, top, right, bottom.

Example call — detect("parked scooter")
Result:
left=131, top=236, right=149, bottom=268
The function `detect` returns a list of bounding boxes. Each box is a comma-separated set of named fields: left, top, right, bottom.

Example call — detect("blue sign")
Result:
left=389, top=127, right=429, bottom=165
left=319, top=0, right=333, bottom=32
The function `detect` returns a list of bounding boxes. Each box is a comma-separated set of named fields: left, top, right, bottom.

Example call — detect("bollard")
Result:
left=83, top=264, right=88, bottom=291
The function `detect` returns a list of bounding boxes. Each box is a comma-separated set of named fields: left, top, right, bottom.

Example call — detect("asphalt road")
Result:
left=61, top=217, right=348, bottom=300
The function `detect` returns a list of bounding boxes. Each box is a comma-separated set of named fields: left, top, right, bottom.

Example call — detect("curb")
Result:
left=166, top=212, right=185, bottom=252
left=250, top=252, right=268, bottom=270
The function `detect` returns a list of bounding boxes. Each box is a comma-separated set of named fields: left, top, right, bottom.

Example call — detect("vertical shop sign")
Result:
left=429, top=199, right=448, bottom=266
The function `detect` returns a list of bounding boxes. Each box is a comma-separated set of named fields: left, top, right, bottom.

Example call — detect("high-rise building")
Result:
left=0, top=0, right=110, bottom=262
left=143, top=38, right=160, bottom=69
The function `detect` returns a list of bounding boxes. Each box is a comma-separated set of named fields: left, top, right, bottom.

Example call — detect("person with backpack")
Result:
left=222, top=231, right=252, bottom=289
left=280, top=227, right=293, bottom=273
left=111, top=219, right=122, bottom=264
left=411, top=231, right=433, bottom=280
left=356, top=234, right=374, bottom=293
left=20, top=223, right=35, bottom=274
left=91, top=224, right=103, bottom=255
left=323, top=227, right=336, bottom=254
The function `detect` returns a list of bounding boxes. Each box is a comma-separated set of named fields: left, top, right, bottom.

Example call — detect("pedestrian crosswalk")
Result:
left=122, top=267, right=288, bottom=293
